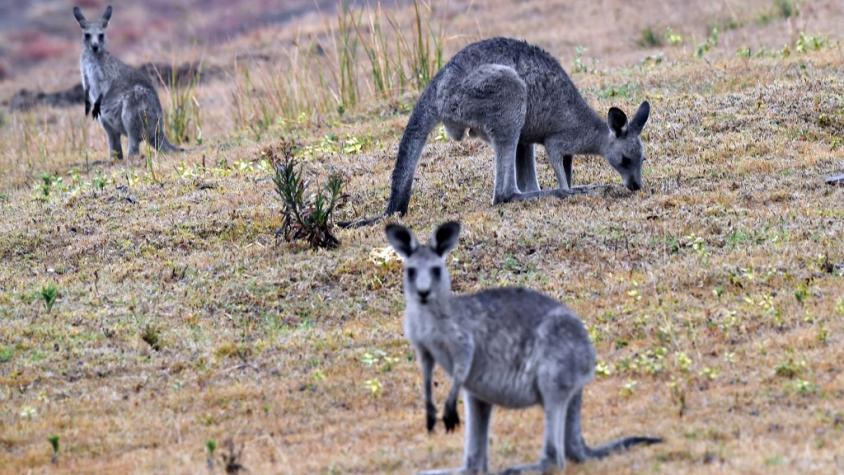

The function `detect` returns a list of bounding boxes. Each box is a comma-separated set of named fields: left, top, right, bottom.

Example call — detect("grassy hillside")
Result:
left=1, top=1, right=843, bottom=473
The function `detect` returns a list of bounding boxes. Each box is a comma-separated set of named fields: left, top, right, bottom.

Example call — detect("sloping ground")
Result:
left=1, top=44, right=843, bottom=473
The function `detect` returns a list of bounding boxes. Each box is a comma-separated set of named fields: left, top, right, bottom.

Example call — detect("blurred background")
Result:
left=1, top=0, right=842, bottom=83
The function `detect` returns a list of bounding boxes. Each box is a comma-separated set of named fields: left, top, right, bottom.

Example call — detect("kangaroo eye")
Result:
left=407, top=267, right=417, bottom=280
left=430, top=267, right=441, bottom=279
left=85, top=33, right=91, bottom=40
left=98, top=34, right=104, bottom=41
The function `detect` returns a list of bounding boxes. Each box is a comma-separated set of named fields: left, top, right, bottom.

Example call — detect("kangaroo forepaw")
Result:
left=426, top=402, right=437, bottom=433
left=84, top=87, right=91, bottom=116
left=443, top=401, right=460, bottom=432
left=91, top=94, right=102, bottom=120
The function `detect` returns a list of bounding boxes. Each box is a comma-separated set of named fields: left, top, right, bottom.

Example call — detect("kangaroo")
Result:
left=73, top=5, right=181, bottom=160
left=386, top=37, right=651, bottom=216
left=385, top=221, right=662, bottom=474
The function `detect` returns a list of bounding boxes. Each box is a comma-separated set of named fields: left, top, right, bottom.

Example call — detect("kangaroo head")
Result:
left=385, top=221, right=460, bottom=306
left=73, top=5, right=112, bottom=55
left=604, top=101, right=650, bottom=191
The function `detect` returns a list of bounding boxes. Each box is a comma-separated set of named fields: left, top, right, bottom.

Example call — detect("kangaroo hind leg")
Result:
left=516, top=142, right=540, bottom=193
left=442, top=64, right=527, bottom=204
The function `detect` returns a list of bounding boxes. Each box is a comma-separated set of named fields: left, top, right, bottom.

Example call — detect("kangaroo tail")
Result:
left=565, top=389, right=662, bottom=463
left=385, top=76, right=442, bottom=216
left=151, top=127, right=184, bottom=153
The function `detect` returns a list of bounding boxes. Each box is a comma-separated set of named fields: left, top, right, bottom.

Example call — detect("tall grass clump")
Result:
left=230, top=0, right=446, bottom=134
left=165, top=64, right=203, bottom=145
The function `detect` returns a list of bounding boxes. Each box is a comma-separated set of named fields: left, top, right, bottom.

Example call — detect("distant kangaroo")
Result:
left=386, top=37, right=651, bottom=216
left=73, top=5, right=181, bottom=160
left=386, top=221, right=662, bottom=475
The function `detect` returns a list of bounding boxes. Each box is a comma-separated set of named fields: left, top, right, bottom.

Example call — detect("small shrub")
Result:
left=775, top=0, right=796, bottom=19
left=267, top=142, right=346, bottom=249
left=39, top=173, right=58, bottom=199
left=638, top=26, right=663, bottom=48
left=141, top=324, right=161, bottom=351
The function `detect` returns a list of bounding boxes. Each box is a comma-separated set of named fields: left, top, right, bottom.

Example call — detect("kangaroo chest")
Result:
left=404, top=308, right=457, bottom=375
left=81, top=56, right=110, bottom=101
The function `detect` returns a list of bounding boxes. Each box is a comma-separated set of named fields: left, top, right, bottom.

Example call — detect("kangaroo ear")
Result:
left=431, top=221, right=461, bottom=256
left=73, top=7, right=87, bottom=27
left=385, top=224, right=417, bottom=258
left=629, top=101, right=650, bottom=134
left=608, top=107, right=628, bottom=137
left=101, top=5, right=113, bottom=27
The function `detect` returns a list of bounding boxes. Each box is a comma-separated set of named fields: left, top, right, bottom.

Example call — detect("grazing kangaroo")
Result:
left=386, top=221, right=662, bottom=474
left=386, top=37, right=651, bottom=216
left=73, top=5, right=181, bottom=160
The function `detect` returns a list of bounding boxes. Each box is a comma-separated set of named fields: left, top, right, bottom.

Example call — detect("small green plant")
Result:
left=141, top=324, right=161, bottom=351
left=737, top=46, right=753, bottom=58
left=775, top=355, right=805, bottom=378
left=48, top=435, right=60, bottom=463
left=793, top=379, right=815, bottom=395
left=794, top=283, right=809, bottom=304
left=695, top=27, right=720, bottom=58
left=364, top=378, right=383, bottom=397
left=269, top=141, right=346, bottom=249
left=39, top=172, right=58, bottom=198
left=0, top=346, right=13, bottom=363
left=206, top=439, right=217, bottom=469
left=795, top=33, right=826, bottom=53
left=93, top=173, right=106, bottom=192
left=361, top=348, right=399, bottom=372
left=668, top=379, right=688, bottom=416
left=597, top=82, right=637, bottom=99
left=40, top=284, right=58, bottom=313
left=572, top=46, right=588, bottom=73
left=775, top=0, right=796, bottom=19
left=595, top=360, right=612, bottom=377
left=664, top=27, right=684, bottom=46
left=621, top=379, right=637, bottom=397
left=638, top=26, right=663, bottom=48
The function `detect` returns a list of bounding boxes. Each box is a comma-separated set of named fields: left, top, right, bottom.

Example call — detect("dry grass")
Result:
left=1, top=1, right=844, bottom=474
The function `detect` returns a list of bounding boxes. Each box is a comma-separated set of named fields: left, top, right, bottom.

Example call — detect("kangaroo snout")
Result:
left=417, top=289, right=431, bottom=302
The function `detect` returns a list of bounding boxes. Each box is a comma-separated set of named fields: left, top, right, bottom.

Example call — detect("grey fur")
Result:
left=74, top=5, right=181, bottom=160
left=386, top=222, right=661, bottom=474
left=386, top=37, right=651, bottom=216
